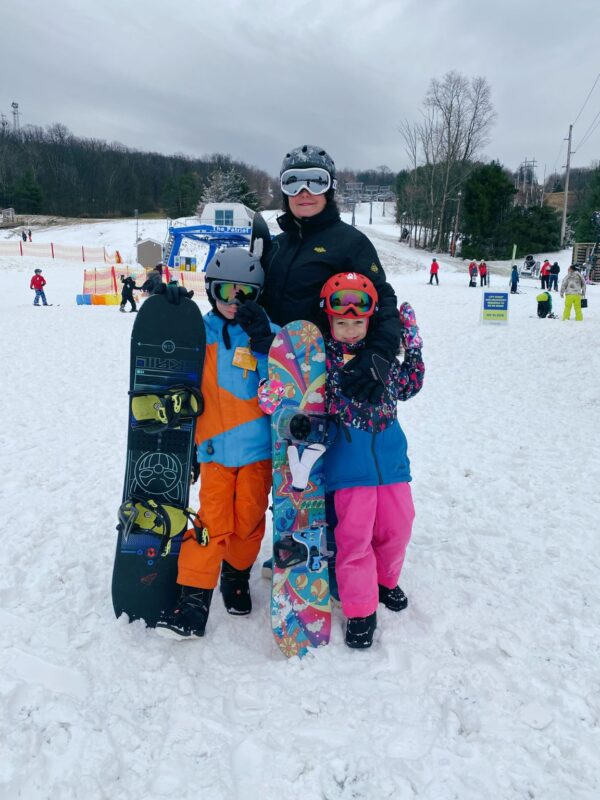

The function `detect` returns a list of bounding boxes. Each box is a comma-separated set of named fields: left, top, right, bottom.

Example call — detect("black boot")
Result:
left=155, top=586, right=213, bottom=638
left=220, top=560, right=252, bottom=615
left=378, top=584, right=408, bottom=612
left=345, top=612, right=377, bottom=649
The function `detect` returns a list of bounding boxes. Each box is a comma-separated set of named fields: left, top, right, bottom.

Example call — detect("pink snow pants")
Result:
left=334, top=482, right=415, bottom=618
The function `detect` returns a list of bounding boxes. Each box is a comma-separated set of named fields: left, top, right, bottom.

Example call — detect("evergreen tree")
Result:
left=162, top=172, right=201, bottom=217
left=16, top=169, right=44, bottom=213
left=201, top=168, right=260, bottom=210
left=573, top=166, right=600, bottom=241
left=503, top=205, right=561, bottom=255
left=461, top=162, right=516, bottom=258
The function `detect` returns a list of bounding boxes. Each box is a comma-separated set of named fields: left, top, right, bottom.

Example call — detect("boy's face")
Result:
left=330, top=316, right=368, bottom=343
left=215, top=299, right=238, bottom=320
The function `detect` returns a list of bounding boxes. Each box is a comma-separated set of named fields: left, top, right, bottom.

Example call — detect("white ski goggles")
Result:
left=280, top=167, right=335, bottom=197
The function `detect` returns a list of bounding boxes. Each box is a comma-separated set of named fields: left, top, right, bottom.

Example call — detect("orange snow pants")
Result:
left=177, top=459, right=272, bottom=590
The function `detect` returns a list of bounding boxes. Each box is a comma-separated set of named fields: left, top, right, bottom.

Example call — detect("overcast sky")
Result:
left=2, top=0, right=599, bottom=180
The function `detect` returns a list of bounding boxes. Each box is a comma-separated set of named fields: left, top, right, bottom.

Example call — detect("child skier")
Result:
left=30, top=268, right=49, bottom=306
left=428, top=259, right=439, bottom=285
left=510, top=265, right=519, bottom=294
left=119, top=274, right=140, bottom=312
left=156, top=246, right=278, bottom=639
left=319, top=272, right=425, bottom=648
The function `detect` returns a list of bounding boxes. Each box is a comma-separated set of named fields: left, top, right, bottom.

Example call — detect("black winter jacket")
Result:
left=260, top=204, right=401, bottom=359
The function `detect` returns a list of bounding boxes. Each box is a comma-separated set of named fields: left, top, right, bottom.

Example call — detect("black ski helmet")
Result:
left=280, top=144, right=336, bottom=181
left=34, top=268, right=42, bottom=274
left=280, top=145, right=337, bottom=209
left=205, top=245, right=265, bottom=307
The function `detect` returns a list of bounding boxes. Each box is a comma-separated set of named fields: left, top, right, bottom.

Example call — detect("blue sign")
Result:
left=481, top=291, right=509, bottom=323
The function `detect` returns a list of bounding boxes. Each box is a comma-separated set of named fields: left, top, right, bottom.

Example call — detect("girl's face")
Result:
left=330, top=316, right=369, bottom=343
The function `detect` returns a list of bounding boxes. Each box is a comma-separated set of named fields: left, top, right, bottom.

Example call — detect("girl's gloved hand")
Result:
left=399, top=302, right=423, bottom=350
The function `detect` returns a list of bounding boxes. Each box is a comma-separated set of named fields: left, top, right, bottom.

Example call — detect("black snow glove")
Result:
left=155, top=283, right=194, bottom=304
left=341, top=349, right=392, bottom=403
left=235, top=300, right=275, bottom=355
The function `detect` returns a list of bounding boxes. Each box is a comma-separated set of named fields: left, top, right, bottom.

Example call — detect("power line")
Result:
left=574, top=106, right=600, bottom=152
left=551, top=138, right=565, bottom=175
left=573, top=71, right=600, bottom=125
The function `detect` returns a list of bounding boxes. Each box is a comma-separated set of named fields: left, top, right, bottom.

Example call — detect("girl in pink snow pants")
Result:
left=320, top=272, right=425, bottom=649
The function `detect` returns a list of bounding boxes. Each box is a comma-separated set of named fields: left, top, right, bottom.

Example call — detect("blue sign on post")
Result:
left=481, top=291, right=509, bottom=323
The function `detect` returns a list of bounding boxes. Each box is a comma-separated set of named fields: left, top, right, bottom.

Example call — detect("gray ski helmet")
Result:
left=205, top=245, right=265, bottom=296
left=280, top=145, right=336, bottom=181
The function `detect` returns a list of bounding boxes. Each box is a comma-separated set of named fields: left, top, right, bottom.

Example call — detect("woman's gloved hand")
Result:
left=341, top=348, right=391, bottom=403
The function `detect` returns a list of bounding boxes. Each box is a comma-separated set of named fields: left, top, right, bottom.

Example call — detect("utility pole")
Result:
left=560, top=124, right=573, bottom=248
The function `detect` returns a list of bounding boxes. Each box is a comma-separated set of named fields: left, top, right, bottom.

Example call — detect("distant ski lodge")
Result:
left=196, top=202, right=255, bottom=228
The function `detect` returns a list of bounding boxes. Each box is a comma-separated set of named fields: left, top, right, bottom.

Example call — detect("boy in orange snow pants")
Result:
left=156, top=245, right=277, bottom=639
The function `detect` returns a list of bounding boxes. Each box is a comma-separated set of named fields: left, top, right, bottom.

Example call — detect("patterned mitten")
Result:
left=399, top=302, right=423, bottom=349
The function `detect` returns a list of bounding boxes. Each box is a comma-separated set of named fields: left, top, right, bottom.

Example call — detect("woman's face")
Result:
left=288, top=189, right=327, bottom=219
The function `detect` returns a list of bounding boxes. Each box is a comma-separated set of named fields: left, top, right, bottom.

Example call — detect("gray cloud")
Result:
left=2, top=0, right=599, bottom=178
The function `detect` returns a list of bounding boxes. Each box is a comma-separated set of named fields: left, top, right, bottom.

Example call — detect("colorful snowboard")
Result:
left=268, top=321, right=331, bottom=657
left=112, top=292, right=205, bottom=627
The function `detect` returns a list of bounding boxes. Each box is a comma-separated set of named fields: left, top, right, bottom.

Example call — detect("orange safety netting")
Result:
left=0, top=241, right=110, bottom=262
left=163, top=268, right=207, bottom=297
left=83, top=265, right=145, bottom=295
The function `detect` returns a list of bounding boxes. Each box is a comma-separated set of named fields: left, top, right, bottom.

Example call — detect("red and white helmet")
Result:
left=319, top=272, right=378, bottom=318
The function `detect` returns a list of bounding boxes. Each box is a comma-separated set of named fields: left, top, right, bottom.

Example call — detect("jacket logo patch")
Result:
left=370, top=263, right=379, bottom=273
left=314, top=246, right=326, bottom=253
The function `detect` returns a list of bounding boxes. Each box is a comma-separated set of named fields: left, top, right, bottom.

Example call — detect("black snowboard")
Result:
left=112, top=293, right=205, bottom=626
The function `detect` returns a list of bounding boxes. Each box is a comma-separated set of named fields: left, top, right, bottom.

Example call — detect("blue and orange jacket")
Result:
left=195, top=311, right=278, bottom=467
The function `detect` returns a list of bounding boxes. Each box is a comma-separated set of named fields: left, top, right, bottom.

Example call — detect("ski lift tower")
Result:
left=345, top=182, right=364, bottom=227
left=11, top=102, right=20, bottom=132
left=365, top=185, right=379, bottom=224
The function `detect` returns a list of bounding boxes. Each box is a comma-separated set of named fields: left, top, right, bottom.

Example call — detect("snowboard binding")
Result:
left=273, top=526, right=326, bottom=573
left=118, top=496, right=209, bottom=555
left=130, top=385, right=204, bottom=433
left=276, top=408, right=337, bottom=446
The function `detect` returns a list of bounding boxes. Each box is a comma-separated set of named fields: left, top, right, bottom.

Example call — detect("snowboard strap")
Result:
left=273, top=526, right=326, bottom=572
left=118, top=496, right=209, bottom=555
left=287, top=443, right=326, bottom=492
left=130, top=385, right=204, bottom=433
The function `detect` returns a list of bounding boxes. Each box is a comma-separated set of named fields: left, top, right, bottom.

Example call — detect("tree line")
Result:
left=394, top=70, right=600, bottom=258
left=0, top=123, right=278, bottom=218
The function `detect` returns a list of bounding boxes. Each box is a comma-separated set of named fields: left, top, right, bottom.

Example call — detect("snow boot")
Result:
left=261, top=557, right=273, bottom=578
left=155, top=586, right=213, bottom=639
left=378, top=584, right=408, bottom=612
left=345, top=612, right=377, bottom=649
left=220, top=561, right=252, bottom=615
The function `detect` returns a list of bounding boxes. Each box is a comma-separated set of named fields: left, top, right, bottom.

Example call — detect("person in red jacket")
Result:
left=429, top=258, right=439, bottom=285
left=468, top=261, right=477, bottom=287
left=478, top=260, right=488, bottom=286
left=30, top=269, right=49, bottom=306
left=540, top=259, right=551, bottom=290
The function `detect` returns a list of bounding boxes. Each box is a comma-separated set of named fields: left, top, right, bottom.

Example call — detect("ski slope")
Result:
left=1, top=207, right=598, bottom=800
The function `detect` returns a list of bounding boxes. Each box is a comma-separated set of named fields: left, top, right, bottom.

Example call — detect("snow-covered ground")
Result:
left=1, top=207, right=598, bottom=800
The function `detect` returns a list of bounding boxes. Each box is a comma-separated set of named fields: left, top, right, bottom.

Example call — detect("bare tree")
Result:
left=399, top=71, right=496, bottom=252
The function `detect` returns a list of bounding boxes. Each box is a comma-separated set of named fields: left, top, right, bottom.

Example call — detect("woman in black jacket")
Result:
left=260, top=144, right=401, bottom=403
